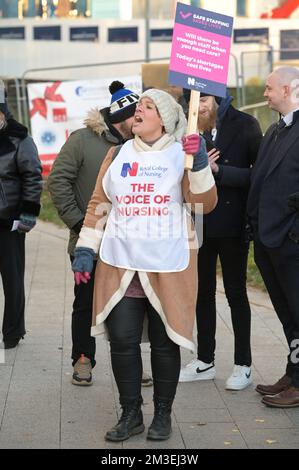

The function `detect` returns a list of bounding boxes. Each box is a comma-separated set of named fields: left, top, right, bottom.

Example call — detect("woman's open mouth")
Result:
left=134, top=115, right=143, bottom=124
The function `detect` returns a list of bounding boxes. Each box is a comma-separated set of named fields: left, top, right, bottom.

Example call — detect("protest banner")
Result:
left=27, top=76, right=142, bottom=177
left=169, top=2, right=233, bottom=168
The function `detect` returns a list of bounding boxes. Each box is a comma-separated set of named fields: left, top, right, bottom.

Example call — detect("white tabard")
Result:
left=100, top=140, right=190, bottom=272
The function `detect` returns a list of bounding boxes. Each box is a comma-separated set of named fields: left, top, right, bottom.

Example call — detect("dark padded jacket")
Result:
left=47, top=107, right=125, bottom=255
left=0, top=119, right=42, bottom=230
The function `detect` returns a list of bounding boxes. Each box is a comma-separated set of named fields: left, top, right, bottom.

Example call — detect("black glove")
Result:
left=288, top=192, right=299, bottom=212
left=18, top=213, right=37, bottom=233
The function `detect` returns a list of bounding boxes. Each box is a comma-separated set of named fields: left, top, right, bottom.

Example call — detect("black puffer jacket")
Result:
left=0, top=119, right=42, bottom=230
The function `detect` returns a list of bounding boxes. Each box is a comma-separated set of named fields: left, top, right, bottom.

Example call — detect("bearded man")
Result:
left=179, top=90, right=263, bottom=391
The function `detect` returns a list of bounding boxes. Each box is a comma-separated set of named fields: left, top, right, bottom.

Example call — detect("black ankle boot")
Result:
left=147, top=398, right=173, bottom=441
left=105, top=398, right=144, bottom=442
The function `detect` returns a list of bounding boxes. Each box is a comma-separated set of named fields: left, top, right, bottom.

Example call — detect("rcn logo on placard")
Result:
left=121, top=162, right=139, bottom=177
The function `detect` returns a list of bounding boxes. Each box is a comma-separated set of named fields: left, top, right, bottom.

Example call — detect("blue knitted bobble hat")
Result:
left=109, top=80, right=139, bottom=124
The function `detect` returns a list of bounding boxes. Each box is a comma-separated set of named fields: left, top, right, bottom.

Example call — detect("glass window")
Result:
left=280, top=30, right=299, bottom=60
left=48, top=0, right=88, bottom=18
left=0, top=0, right=18, bottom=18
left=23, top=0, right=42, bottom=17
left=0, top=0, right=89, bottom=19
left=237, top=0, right=247, bottom=17
left=91, top=0, right=119, bottom=19
left=132, top=0, right=174, bottom=20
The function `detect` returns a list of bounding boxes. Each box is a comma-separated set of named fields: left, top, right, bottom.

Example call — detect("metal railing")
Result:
left=239, top=100, right=279, bottom=133
left=229, top=52, right=241, bottom=108
left=15, top=51, right=241, bottom=127
left=18, top=57, right=171, bottom=128
left=239, top=101, right=268, bottom=113
left=240, top=48, right=299, bottom=106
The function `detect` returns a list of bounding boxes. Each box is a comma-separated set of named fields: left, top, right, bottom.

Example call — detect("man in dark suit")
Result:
left=180, top=90, right=262, bottom=390
left=247, top=67, right=299, bottom=407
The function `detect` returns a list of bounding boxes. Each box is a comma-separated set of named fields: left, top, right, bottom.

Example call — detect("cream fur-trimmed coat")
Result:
left=76, top=136, right=217, bottom=352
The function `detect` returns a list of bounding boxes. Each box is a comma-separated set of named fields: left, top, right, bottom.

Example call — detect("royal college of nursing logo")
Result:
left=121, top=162, right=139, bottom=177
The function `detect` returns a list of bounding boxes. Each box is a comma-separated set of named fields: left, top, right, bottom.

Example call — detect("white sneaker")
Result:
left=179, top=359, right=216, bottom=382
left=225, top=365, right=252, bottom=390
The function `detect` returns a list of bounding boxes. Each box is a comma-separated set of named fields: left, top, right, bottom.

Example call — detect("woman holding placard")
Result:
left=72, top=88, right=217, bottom=442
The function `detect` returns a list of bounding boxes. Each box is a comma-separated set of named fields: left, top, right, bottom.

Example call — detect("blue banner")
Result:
left=234, top=28, right=269, bottom=44
left=34, top=26, right=61, bottom=41
left=108, top=27, right=138, bottom=43
left=0, top=27, right=25, bottom=40
left=70, top=27, right=99, bottom=42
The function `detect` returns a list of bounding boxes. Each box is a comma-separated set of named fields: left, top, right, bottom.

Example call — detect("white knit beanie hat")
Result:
left=140, top=88, right=187, bottom=141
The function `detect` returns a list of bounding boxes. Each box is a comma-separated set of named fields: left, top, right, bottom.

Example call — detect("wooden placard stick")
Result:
left=179, top=0, right=200, bottom=170
left=184, top=89, right=200, bottom=170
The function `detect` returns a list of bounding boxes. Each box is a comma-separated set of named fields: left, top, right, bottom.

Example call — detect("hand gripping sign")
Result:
left=169, top=1, right=233, bottom=169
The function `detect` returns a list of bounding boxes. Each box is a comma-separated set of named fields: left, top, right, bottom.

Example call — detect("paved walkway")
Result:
left=0, top=221, right=299, bottom=449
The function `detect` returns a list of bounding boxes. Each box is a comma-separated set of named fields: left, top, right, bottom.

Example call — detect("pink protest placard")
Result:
left=169, top=2, right=234, bottom=97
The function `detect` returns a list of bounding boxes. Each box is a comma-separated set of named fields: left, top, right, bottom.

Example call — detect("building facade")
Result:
left=1, top=0, right=299, bottom=84
left=1, top=1, right=298, bottom=20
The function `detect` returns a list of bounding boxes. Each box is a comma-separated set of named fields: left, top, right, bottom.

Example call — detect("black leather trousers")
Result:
left=106, top=296, right=181, bottom=405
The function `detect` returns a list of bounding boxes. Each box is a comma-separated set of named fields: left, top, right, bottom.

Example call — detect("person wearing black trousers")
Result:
left=72, top=88, right=217, bottom=442
left=180, top=90, right=263, bottom=390
left=248, top=67, right=299, bottom=408
left=48, top=81, right=153, bottom=387
left=0, top=84, right=42, bottom=349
